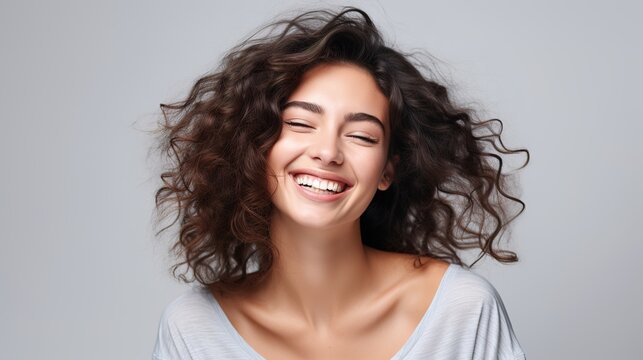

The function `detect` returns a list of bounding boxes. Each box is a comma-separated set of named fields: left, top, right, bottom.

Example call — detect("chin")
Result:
left=276, top=211, right=355, bottom=231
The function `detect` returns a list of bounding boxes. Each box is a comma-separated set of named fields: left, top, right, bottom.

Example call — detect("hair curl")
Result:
left=155, top=7, right=530, bottom=294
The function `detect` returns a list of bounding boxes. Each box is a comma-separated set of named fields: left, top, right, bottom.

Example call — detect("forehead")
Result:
left=286, top=63, right=389, bottom=125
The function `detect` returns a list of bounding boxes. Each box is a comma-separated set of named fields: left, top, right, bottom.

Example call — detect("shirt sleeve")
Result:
left=468, top=274, right=526, bottom=360
left=151, top=287, right=254, bottom=360
left=152, top=301, right=194, bottom=360
left=403, top=265, right=527, bottom=360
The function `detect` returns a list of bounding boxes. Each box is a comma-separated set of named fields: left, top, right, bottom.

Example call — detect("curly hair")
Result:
left=155, top=7, right=530, bottom=294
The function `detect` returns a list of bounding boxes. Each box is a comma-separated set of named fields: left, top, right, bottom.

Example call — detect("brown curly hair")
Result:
left=155, top=7, right=530, bottom=294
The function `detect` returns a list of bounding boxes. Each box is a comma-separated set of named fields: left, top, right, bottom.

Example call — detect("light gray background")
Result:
left=1, top=0, right=641, bottom=359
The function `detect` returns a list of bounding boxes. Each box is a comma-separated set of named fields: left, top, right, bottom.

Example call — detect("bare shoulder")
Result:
left=365, top=247, right=450, bottom=305
left=363, top=248, right=451, bottom=333
left=365, top=246, right=450, bottom=282
left=366, top=249, right=508, bottom=315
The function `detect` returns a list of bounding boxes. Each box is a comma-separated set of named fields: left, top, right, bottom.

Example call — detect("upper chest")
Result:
left=212, top=257, right=449, bottom=360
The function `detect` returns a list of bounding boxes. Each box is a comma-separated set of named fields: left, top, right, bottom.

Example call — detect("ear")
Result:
left=378, top=154, right=398, bottom=191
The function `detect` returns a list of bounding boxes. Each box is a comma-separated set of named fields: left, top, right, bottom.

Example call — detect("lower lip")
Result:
left=290, top=174, right=350, bottom=202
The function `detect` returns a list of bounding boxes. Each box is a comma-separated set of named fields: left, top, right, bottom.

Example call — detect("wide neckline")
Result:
left=205, top=263, right=455, bottom=360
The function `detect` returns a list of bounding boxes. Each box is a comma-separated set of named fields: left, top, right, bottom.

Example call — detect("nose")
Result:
left=307, top=129, right=344, bottom=165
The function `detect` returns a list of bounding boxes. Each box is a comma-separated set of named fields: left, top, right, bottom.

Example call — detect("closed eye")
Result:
left=350, top=135, right=378, bottom=144
left=284, top=121, right=312, bottom=128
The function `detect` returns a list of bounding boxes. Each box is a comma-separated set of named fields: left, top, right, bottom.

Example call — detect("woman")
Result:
left=153, top=7, right=529, bottom=360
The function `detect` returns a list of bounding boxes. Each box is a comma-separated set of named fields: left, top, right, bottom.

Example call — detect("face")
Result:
left=266, top=63, right=395, bottom=229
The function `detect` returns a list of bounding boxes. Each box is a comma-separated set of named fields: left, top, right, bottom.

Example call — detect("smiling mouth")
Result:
left=291, top=173, right=350, bottom=194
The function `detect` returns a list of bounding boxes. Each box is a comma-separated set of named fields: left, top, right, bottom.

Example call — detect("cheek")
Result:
left=268, top=137, right=304, bottom=164
left=266, top=137, right=304, bottom=181
left=265, top=140, right=283, bottom=193
left=360, top=152, right=388, bottom=182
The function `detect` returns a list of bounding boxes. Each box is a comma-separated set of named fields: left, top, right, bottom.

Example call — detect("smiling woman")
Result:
left=267, top=63, right=393, bottom=230
left=153, top=7, right=529, bottom=360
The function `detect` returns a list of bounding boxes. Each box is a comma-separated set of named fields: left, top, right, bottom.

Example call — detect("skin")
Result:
left=212, top=63, right=449, bottom=359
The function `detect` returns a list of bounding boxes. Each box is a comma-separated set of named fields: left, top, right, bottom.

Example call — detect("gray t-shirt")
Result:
left=153, top=263, right=526, bottom=359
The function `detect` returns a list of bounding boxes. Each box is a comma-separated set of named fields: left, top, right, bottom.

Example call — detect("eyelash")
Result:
left=284, top=121, right=378, bottom=144
left=352, top=136, right=378, bottom=144
left=284, top=121, right=312, bottom=130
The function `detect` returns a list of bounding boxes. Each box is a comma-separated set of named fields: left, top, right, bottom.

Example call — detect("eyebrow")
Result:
left=282, top=100, right=386, bottom=133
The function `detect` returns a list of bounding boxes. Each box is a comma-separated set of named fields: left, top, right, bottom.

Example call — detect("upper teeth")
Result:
left=294, top=174, right=346, bottom=193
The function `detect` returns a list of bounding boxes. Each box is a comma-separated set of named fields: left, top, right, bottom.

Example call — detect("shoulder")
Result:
left=156, top=286, right=216, bottom=329
left=437, top=264, right=516, bottom=327
left=153, top=286, right=246, bottom=359
left=153, top=286, right=218, bottom=346
left=425, top=264, right=526, bottom=359
left=443, top=264, right=506, bottom=305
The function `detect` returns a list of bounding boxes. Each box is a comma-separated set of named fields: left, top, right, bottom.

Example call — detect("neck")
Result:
left=260, top=212, right=377, bottom=331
